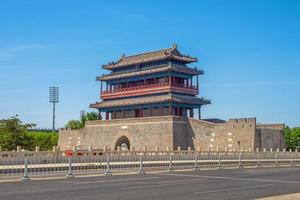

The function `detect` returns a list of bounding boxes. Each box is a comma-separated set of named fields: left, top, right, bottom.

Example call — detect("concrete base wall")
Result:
left=58, top=116, right=285, bottom=152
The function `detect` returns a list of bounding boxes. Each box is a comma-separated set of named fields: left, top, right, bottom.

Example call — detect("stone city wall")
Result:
left=59, top=116, right=176, bottom=151
left=256, top=124, right=285, bottom=150
left=58, top=116, right=285, bottom=152
left=187, top=118, right=257, bottom=151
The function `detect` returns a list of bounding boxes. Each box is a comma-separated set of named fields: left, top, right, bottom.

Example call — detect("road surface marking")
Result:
left=194, top=184, right=273, bottom=194
left=162, top=173, right=300, bottom=184
left=120, top=179, right=207, bottom=190
left=76, top=176, right=160, bottom=184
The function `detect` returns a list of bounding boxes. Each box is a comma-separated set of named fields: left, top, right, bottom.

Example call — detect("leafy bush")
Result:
left=26, top=131, right=58, bottom=151
left=65, top=111, right=99, bottom=129
left=284, top=126, right=300, bottom=149
left=0, top=116, right=58, bottom=151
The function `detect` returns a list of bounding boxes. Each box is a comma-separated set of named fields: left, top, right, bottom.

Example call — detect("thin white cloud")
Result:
left=0, top=44, right=47, bottom=61
left=6, top=44, right=45, bottom=53
left=34, top=68, right=80, bottom=74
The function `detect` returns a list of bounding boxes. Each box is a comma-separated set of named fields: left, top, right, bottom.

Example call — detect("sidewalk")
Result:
left=257, top=193, right=300, bottom=200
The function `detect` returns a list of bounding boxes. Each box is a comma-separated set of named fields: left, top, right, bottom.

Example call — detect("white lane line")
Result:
left=121, top=182, right=189, bottom=190
left=161, top=173, right=300, bottom=184
left=121, top=179, right=207, bottom=190
left=194, top=184, right=273, bottom=194
left=76, top=177, right=160, bottom=184
left=121, top=184, right=167, bottom=190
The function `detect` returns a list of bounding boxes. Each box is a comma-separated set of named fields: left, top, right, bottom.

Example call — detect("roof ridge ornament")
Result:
left=172, top=43, right=178, bottom=49
left=121, top=53, right=125, bottom=59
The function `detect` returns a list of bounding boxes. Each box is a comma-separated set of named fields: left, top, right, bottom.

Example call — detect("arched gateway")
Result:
left=114, top=136, right=130, bottom=150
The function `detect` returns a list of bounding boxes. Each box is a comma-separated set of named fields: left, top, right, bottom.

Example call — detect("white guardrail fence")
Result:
left=0, top=151, right=299, bottom=181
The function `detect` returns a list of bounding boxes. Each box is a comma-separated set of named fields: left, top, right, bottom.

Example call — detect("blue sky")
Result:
left=0, top=0, right=299, bottom=128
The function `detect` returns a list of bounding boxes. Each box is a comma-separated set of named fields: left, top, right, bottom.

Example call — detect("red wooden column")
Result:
left=140, top=108, right=144, bottom=117
left=105, top=112, right=109, bottom=120
left=175, top=106, right=178, bottom=116
left=196, top=75, right=199, bottom=89
left=160, top=106, right=163, bottom=116
left=169, top=104, right=172, bottom=115
left=179, top=107, right=183, bottom=116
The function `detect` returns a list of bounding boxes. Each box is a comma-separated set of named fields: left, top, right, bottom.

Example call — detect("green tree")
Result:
left=65, top=111, right=100, bottom=130
left=0, top=116, right=59, bottom=151
left=0, top=116, right=35, bottom=151
left=26, top=131, right=58, bottom=151
left=284, top=126, right=300, bottom=149
left=65, top=120, right=84, bottom=129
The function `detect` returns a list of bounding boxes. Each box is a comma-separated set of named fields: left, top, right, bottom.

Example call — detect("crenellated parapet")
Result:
left=228, top=118, right=256, bottom=123
left=59, top=127, right=72, bottom=132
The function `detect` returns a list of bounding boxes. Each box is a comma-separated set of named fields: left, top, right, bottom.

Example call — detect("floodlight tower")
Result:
left=49, top=87, right=59, bottom=132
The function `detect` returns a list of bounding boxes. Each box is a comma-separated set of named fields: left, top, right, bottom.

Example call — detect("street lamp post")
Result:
left=49, top=87, right=59, bottom=132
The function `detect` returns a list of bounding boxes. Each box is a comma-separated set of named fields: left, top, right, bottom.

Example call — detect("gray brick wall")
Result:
left=58, top=116, right=285, bottom=152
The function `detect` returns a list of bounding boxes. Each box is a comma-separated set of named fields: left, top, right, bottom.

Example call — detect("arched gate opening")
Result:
left=114, top=136, right=130, bottom=151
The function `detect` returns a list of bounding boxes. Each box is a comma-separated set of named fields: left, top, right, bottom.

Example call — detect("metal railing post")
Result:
left=217, top=153, right=222, bottom=170
left=238, top=152, right=243, bottom=168
left=257, top=152, right=261, bottom=168
left=104, top=154, right=112, bottom=175
left=193, top=153, right=199, bottom=171
left=21, top=157, right=30, bottom=181
left=168, top=154, right=173, bottom=172
left=66, top=156, right=74, bottom=178
left=290, top=152, right=295, bottom=167
left=275, top=152, right=278, bottom=167
left=138, top=155, right=145, bottom=174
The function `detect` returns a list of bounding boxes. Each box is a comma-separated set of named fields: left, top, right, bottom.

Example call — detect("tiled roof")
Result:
left=98, top=64, right=203, bottom=81
left=90, top=94, right=210, bottom=109
left=103, top=44, right=197, bottom=70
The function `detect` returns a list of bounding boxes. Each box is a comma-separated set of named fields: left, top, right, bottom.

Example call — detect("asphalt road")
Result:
left=1, top=168, right=300, bottom=200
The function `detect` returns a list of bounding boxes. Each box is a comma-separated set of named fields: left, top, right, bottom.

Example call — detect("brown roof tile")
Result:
left=90, top=94, right=210, bottom=109
left=103, top=45, right=197, bottom=70
left=98, top=64, right=203, bottom=81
